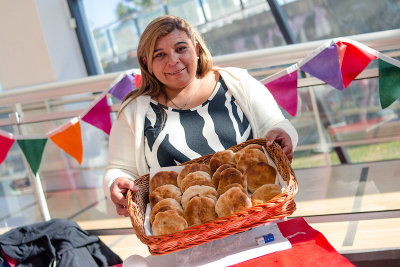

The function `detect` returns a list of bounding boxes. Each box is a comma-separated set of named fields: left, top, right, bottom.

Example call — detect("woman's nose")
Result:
left=167, top=52, right=179, bottom=65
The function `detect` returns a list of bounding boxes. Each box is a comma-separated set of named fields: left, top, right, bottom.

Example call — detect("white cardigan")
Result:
left=103, top=67, right=298, bottom=199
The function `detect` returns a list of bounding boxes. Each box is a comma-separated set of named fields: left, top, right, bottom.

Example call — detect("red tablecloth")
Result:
left=231, top=217, right=354, bottom=267
left=111, top=217, right=354, bottom=267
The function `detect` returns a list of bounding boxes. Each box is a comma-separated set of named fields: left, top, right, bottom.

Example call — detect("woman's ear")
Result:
left=196, top=43, right=200, bottom=57
left=142, top=57, right=148, bottom=66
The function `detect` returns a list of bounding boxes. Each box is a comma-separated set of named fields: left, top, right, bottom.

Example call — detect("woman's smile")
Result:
left=166, top=67, right=186, bottom=75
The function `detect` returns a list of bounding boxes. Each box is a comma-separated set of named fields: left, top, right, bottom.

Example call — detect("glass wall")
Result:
left=83, top=0, right=400, bottom=74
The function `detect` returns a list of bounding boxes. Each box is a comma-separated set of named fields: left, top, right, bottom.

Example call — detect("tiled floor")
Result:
left=1, top=159, right=399, bottom=260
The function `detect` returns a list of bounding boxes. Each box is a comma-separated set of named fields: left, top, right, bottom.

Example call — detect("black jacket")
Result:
left=0, top=218, right=122, bottom=267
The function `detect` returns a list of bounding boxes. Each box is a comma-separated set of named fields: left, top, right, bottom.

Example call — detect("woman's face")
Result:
left=150, top=30, right=199, bottom=91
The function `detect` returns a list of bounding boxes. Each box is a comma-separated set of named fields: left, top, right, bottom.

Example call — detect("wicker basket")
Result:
left=127, top=138, right=298, bottom=255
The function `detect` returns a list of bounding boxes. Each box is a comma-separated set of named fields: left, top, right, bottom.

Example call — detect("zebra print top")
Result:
left=144, top=76, right=252, bottom=168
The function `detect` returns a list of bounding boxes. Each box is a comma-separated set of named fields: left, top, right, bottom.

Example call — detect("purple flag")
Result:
left=82, top=96, right=112, bottom=135
left=265, top=71, right=298, bottom=117
left=108, top=74, right=135, bottom=101
left=300, top=43, right=345, bottom=91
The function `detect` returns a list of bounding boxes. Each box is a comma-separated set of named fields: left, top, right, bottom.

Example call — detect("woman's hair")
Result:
left=120, top=15, right=213, bottom=109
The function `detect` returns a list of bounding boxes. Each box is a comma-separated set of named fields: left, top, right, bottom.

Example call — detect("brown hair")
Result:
left=119, top=15, right=213, bottom=115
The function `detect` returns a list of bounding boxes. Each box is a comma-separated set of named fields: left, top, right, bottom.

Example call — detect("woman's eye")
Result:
left=177, top=46, right=187, bottom=52
left=154, top=53, right=164, bottom=58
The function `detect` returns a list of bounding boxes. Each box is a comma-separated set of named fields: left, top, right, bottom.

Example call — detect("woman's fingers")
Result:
left=265, top=129, right=294, bottom=161
left=110, top=177, right=139, bottom=215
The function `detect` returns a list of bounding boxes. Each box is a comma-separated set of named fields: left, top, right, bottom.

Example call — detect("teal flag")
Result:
left=379, top=59, right=400, bottom=109
left=17, top=138, right=48, bottom=175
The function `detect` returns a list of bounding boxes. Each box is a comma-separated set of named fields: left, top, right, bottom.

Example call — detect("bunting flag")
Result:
left=16, top=138, right=48, bottom=175
left=264, top=70, right=299, bottom=117
left=379, top=58, right=400, bottom=109
left=108, top=73, right=135, bottom=101
left=0, top=131, right=15, bottom=165
left=299, top=43, right=344, bottom=91
left=81, top=95, right=112, bottom=135
left=337, top=41, right=377, bottom=88
left=134, top=73, right=142, bottom=88
left=48, top=118, right=83, bottom=164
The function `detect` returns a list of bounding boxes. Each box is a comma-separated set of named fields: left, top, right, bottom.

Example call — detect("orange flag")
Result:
left=48, top=118, right=83, bottom=164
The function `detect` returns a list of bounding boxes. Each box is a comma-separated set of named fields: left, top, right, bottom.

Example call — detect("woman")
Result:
left=103, top=15, right=298, bottom=216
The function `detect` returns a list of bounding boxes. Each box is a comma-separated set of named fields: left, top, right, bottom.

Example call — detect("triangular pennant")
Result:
left=82, top=96, right=112, bottom=135
left=338, top=41, right=377, bottom=88
left=134, top=73, right=141, bottom=88
left=108, top=74, right=135, bottom=101
left=48, top=119, right=83, bottom=164
left=265, top=71, right=298, bottom=117
left=300, top=44, right=344, bottom=91
left=379, top=58, right=400, bottom=109
left=17, top=138, right=47, bottom=175
left=0, top=132, right=15, bottom=165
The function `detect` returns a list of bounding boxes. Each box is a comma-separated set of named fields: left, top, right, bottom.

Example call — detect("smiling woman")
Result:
left=102, top=15, right=298, bottom=216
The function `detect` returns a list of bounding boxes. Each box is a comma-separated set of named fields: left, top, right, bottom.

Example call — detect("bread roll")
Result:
left=236, top=149, right=269, bottom=173
left=149, top=184, right=182, bottom=207
left=150, top=171, right=178, bottom=193
left=215, top=187, right=252, bottom=218
left=251, top=184, right=281, bottom=206
left=219, top=183, right=249, bottom=196
left=177, top=164, right=211, bottom=189
left=152, top=210, right=188, bottom=236
left=234, top=144, right=264, bottom=164
left=211, top=164, right=235, bottom=188
left=217, top=168, right=246, bottom=194
left=181, top=185, right=218, bottom=209
left=209, top=150, right=235, bottom=173
left=184, top=197, right=218, bottom=227
left=180, top=171, right=214, bottom=193
left=150, top=198, right=183, bottom=224
left=244, top=161, right=277, bottom=193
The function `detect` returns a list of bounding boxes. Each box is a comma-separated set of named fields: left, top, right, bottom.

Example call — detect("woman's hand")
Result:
left=110, top=177, right=139, bottom=217
left=265, top=129, right=294, bottom=162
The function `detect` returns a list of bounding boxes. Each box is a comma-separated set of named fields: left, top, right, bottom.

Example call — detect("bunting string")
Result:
left=1, top=38, right=400, bottom=175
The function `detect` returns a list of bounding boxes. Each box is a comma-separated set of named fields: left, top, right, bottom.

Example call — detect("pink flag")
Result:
left=0, top=131, right=15, bottom=165
left=265, top=71, right=298, bottom=117
left=82, top=96, right=112, bottom=135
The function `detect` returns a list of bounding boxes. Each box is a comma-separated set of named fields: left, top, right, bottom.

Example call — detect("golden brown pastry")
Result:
left=234, top=144, right=264, bottom=164
left=211, top=163, right=235, bottom=188
left=184, top=197, right=218, bottom=227
left=209, top=150, right=235, bottom=173
left=177, top=163, right=211, bottom=189
left=150, top=171, right=178, bottom=193
left=236, top=149, right=269, bottom=174
left=149, top=184, right=182, bottom=207
left=251, top=184, right=281, bottom=206
left=152, top=210, right=188, bottom=236
left=181, top=185, right=218, bottom=209
left=217, top=168, right=247, bottom=194
left=215, top=187, right=252, bottom=217
left=244, top=161, right=277, bottom=193
left=219, top=183, right=249, bottom=196
left=180, top=171, right=214, bottom=193
left=150, top=198, right=184, bottom=224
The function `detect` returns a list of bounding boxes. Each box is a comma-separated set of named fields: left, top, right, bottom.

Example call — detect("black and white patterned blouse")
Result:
left=144, top=77, right=252, bottom=167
